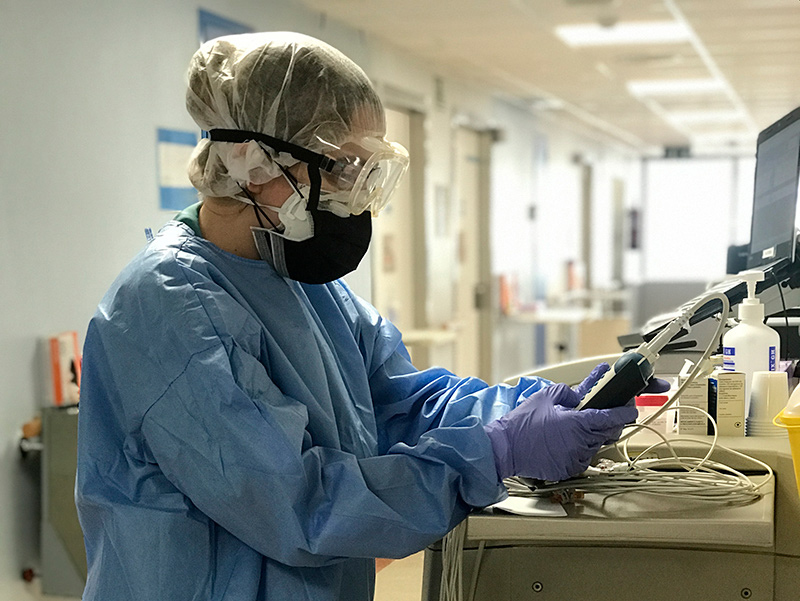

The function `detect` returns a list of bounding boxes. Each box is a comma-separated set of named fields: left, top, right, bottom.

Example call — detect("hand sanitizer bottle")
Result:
left=722, top=270, right=781, bottom=418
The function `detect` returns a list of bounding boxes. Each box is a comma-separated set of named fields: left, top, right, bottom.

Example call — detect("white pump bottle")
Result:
left=722, top=270, right=781, bottom=416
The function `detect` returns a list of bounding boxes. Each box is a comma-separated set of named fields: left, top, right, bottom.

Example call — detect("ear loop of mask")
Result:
left=237, top=184, right=280, bottom=231
left=235, top=140, right=294, bottom=232
left=276, top=164, right=305, bottom=199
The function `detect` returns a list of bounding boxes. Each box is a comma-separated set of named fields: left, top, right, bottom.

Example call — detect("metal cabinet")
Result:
left=40, top=406, right=86, bottom=597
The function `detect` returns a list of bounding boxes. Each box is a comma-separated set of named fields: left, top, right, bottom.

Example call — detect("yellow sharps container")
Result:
left=773, top=387, right=800, bottom=500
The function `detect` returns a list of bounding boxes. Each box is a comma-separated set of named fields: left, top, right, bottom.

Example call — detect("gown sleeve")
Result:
left=139, top=336, right=509, bottom=566
left=337, top=278, right=552, bottom=452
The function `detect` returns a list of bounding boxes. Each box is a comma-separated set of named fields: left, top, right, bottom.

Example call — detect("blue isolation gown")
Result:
left=76, top=204, right=549, bottom=601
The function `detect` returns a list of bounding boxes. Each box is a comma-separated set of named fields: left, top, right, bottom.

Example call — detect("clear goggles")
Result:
left=208, top=129, right=409, bottom=217
left=318, top=136, right=410, bottom=216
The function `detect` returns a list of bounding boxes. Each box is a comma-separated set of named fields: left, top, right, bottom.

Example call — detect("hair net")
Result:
left=186, top=32, right=386, bottom=200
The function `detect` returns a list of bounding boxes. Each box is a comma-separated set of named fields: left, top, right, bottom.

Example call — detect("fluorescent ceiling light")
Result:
left=555, top=21, right=691, bottom=46
left=668, top=110, right=744, bottom=124
left=627, top=78, right=725, bottom=97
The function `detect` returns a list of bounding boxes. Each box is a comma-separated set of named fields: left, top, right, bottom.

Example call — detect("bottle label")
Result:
left=770, top=346, right=777, bottom=370
left=723, top=346, right=735, bottom=370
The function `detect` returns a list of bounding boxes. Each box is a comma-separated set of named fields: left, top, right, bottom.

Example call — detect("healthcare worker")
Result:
left=76, top=32, right=653, bottom=601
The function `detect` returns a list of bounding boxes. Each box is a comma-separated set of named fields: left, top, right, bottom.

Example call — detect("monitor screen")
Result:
left=746, top=107, right=800, bottom=269
left=747, top=109, right=800, bottom=269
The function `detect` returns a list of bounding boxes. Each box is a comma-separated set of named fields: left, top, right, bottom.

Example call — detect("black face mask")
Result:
left=251, top=201, right=372, bottom=284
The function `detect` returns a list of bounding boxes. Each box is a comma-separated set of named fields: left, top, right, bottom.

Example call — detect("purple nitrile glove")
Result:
left=571, top=362, right=613, bottom=402
left=484, top=363, right=638, bottom=482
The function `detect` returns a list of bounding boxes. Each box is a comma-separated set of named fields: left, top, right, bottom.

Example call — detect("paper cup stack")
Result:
left=747, top=371, right=789, bottom=437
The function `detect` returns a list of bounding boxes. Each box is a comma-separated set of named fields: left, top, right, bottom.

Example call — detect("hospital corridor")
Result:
left=3, top=1, right=800, bottom=600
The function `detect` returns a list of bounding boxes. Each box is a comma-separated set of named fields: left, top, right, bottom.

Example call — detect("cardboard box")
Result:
left=47, top=331, right=81, bottom=406
left=677, top=374, right=709, bottom=436
left=709, top=369, right=746, bottom=437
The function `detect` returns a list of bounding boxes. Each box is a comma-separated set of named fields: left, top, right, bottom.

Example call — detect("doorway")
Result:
left=370, top=108, right=418, bottom=331
left=452, top=127, right=493, bottom=381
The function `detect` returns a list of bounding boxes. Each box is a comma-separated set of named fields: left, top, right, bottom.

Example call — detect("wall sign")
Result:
left=157, top=128, right=198, bottom=211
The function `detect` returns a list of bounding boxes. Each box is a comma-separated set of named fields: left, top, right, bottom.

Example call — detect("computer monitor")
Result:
left=746, top=106, right=800, bottom=269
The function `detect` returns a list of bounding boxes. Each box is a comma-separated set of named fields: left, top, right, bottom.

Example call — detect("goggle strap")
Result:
left=208, top=129, right=337, bottom=174
left=305, top=161, right=322, bottom=213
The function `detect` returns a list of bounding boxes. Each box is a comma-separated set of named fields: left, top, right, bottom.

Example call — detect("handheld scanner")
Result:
left=576, top=351, right=655, bottom=410
left=575, top=299, right=695, bottom=410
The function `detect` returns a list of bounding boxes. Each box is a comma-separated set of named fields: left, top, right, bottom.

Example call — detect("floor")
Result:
left=374, top=552, right=425, bottom=601
left=20, top=552, right=426, bottom=601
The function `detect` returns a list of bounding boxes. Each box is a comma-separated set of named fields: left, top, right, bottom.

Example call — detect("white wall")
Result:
left=0, top=1, right=644, bottom=597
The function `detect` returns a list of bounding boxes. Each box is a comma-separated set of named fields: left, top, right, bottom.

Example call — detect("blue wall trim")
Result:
left=198, top=9, right=253, bottom=44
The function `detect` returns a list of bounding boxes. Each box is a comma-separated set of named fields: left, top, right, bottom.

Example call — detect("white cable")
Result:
left=440, top=520, right=467, bottom=601
left=466, top=541, right=486, bottom=601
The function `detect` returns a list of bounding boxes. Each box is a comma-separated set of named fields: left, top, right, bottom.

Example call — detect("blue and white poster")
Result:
left=157, top=128, right=198, bottom=211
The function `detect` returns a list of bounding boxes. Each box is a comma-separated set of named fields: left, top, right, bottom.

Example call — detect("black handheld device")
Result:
left=576, top=351, right=655, bottom=410
left=575, top=300, right=692, bottom=410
